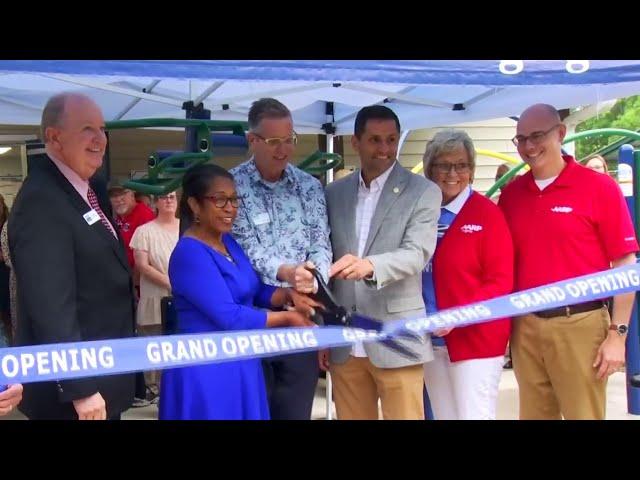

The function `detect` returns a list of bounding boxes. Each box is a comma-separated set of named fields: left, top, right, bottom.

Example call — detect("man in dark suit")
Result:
left=8, top=92, right=135, bottom=420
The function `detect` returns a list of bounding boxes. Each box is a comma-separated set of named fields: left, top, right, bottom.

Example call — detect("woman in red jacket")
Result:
left=422, top=129, right=514, bottom=420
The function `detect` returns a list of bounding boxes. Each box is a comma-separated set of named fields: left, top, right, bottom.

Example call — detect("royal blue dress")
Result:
left=159, top=234, right=276, bottom=420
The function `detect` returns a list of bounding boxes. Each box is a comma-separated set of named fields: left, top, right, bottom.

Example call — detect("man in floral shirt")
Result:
left=231, top=98, right=331, bottom=420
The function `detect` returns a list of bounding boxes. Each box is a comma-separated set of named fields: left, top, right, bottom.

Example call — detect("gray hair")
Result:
left=422, top=129, right=476, bottom=182
left=247, top=98, right=291, bottom=131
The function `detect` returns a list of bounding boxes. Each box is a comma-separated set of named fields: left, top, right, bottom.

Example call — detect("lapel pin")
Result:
left=393, top=187, right=399, bottom=194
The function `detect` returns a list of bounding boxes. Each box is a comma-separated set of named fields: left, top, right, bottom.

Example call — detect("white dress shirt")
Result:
left=352, top=162, right=395, bottom=357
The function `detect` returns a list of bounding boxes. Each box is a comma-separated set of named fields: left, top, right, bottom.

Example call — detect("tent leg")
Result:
left=326, top=134, right=334, bottom=184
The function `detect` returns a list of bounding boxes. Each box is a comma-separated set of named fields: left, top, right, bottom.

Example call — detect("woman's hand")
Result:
left=284, top=310, right=316, bottom=328
left=286, top=289, right=324, bottom=317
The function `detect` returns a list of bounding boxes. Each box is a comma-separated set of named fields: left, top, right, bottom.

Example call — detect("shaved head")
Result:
left=519, top=104, right=561, bottom=126
left=515, top=104, right=566, bottom=178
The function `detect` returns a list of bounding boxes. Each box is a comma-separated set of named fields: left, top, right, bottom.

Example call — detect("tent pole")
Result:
left=398, top=130, right=411, bottom=164
left=326, top=134, right=334, bottom=184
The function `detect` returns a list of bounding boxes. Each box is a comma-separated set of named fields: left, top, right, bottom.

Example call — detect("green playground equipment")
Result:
left=485, top=128, right=640, bottom=198
left=105, top=118, right=343, bottom=195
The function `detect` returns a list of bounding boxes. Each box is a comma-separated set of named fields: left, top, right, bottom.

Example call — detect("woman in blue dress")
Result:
left=159, top=164, right=319, bottom=420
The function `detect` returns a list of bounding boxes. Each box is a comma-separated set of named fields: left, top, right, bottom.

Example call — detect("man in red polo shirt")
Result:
left=108, top=183, right=155, bottom=274
left=499, top=104, right=638, bottom=420
left=108, top=181, right=156, bottom=407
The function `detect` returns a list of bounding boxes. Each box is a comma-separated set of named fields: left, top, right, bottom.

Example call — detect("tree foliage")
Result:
left=575, top=95, right=640, bottom=159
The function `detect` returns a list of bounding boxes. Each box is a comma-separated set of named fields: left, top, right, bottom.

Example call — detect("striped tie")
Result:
left=87, top=188, right=117, bottom=238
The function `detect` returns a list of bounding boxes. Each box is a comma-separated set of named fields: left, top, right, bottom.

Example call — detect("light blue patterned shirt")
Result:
left=230, top=158, right=332, bottom=287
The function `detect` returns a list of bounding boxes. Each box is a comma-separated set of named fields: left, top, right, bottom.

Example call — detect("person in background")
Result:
left=129, top=191, right=180, bottom=402
left=0, top=222, right=16, bottom=345
left=585, top=155, right=609, bottom=175
left=108, top=182, right=156, bottom=407
left=135, top=192, right=156, bottom=214
left=0, top=194, right=10, bottom=346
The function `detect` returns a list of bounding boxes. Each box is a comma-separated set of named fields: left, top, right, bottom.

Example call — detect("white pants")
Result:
left=424, top=346, right=503, bottom=420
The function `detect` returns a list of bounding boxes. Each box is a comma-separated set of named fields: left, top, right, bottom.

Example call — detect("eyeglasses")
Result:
left=432, top=162, right=472, bottom=174
left=203, top=195, right=241, bottom=208
left=512, top=124, right=561, bottom=147
left=252, top=131, right=298, bottom=147
left=157, top=194, right=177, bottom=201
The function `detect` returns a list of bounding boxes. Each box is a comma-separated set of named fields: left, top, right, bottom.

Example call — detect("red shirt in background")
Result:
left=115, top=201, right=156, bottom=269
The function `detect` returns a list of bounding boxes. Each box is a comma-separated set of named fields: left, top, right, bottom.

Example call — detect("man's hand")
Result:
left=0, top=384, right=23, bottom=416
left=434, top=327, right=453, bottom=337
left=330, top=254, right=374, bottom=281
left=318, top=349, right=330, bottom=371
left=593, top=332, right=626, bottom=380
left=73, top=392, right=107, bottom=420
left=293, top=261, right=317, bottom=293
left=279, top=261, right=317, bottom=293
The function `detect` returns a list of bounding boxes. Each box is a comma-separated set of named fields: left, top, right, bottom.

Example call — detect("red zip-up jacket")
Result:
left=433, top=191, right=514, bottom=362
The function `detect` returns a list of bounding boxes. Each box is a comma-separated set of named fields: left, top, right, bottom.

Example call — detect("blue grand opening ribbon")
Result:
left=1, top=263, right=638, bottom=386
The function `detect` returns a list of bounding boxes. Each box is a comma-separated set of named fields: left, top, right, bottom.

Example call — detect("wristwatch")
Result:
left=609, top=324, right=629, bottom=336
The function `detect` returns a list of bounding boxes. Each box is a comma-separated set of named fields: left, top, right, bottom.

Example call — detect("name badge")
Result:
left=253, top=213, right=270, bottom=226
left=83, top=209, right=101, bottom=226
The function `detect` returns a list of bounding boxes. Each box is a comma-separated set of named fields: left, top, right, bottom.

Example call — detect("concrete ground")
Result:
left=2, top=370, right=638, bottom=420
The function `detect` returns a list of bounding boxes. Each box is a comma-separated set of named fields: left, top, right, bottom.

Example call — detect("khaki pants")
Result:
left=511, top=308, right=610, bottom=420
left=137, top=324, right=163, bottom=394
left=329, top=356, right=424, bottom=420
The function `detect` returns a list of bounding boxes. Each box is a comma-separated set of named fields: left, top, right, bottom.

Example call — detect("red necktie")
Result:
left=87, top=188, right=117, bottom=238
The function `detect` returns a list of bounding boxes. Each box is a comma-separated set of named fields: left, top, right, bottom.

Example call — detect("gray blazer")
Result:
left=325, top=162, right=441, bottom=368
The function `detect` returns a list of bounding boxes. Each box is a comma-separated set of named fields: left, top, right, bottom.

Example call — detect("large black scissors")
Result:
left=308, top=268, right=420, bottom=361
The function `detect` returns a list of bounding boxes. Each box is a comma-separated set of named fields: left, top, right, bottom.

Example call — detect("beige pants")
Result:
left=511, top=308, right=610, bottom=420
left=137, top=324, right=163, bottom=394
left=330, top=356, right=424, bottom=420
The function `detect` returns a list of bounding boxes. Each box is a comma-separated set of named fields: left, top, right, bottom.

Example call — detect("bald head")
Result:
left=41, top=92, right=99, bottom=142
left=41, top=92, right=107, bottom=181
left=515, top=104, right=567, bottom=178
left=518, top=104, right=561, bottom=126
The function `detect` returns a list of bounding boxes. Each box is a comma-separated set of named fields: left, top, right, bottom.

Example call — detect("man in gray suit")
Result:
left=320, top=105, right=441, bottom=420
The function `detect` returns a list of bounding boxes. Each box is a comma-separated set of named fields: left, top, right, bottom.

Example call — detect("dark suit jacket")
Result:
left=8, top=155, right=135, bottom=419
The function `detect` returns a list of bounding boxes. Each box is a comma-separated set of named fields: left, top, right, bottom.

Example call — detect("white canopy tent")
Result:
left=1, top=60, right=640, bottom=181
left=0, top=60, right=639, bottom=133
